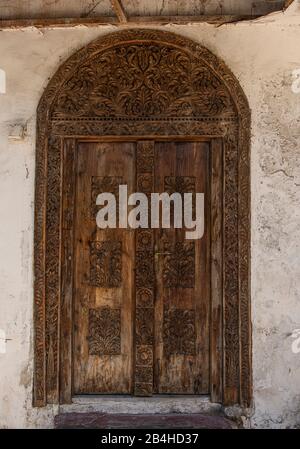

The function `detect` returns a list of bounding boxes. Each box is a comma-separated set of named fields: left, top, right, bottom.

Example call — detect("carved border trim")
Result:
left=134, top=141, right=155, bottom=396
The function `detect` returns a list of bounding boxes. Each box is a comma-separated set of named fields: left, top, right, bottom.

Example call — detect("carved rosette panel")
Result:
left=89, top=240, right=122, bottom=288
left=163, top=242, right=195, bottom=288
left=91, top=176, right=122, bottom=219
left=88, top=308, right=121, bottom=356
left=163, top=308, right=196, bottom=356
left=34, top=30, right=251, bottom=407
left=134, top=141, right=155, bottom=396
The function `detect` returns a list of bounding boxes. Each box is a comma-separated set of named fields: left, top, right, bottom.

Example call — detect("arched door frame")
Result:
left=33, top=29, right=251, bottom=408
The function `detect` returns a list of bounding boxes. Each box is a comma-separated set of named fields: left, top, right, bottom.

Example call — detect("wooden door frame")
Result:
left=61, top=136, right=222, bottom=403
left=33, top=29, right=251, bottom=408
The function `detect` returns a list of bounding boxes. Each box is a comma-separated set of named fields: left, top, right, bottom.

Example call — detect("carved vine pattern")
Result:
left=163, top=308, right=196, bottom=356
left=91, top=176, right=122, bottom=219
left=164, top=176, right=196, bottom=195
left=163, top=241, right=195, bottom=288
left=34, top=29, right=251, bottom=407
left=164, top=176, right=196, bottom=222
left=89, top=240, right=122, bottom=288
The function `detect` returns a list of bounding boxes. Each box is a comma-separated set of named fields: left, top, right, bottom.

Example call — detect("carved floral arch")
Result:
left=34, top=29, right=251, bottom=407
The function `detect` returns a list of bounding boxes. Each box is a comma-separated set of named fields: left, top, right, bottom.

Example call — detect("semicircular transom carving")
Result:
left=51, top=43, right=236, bottom=121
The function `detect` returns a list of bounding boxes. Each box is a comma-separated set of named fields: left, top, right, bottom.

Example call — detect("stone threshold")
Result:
left=59, top=395, right=222, bottom=415
left=56, top=395, right=238, bottom=429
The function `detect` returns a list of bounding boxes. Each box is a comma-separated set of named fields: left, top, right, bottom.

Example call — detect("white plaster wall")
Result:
left=0, top=3, right=299, bottom=429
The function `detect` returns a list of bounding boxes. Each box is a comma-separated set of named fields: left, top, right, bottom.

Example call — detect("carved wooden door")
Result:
left=73, top=140, right=210, bottom=396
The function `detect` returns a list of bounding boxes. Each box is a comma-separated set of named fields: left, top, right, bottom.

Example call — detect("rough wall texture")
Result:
left=0, top=3, right=299, bottom=429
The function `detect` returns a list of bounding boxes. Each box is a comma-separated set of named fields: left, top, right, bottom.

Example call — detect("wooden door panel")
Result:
left=73, top=141, right=135, bottom=394
left=153, top=141, right=210, bottom=394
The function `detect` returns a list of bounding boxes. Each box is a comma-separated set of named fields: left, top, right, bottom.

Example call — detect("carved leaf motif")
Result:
left=89, top=240, right=122, bottom=288
left=88, top=307, right=121, bottom=356
left=91, top=176, right=122, bottom=218
left=164, top=176, right=195, bottom=195
left=163, top=242, right=195, bottom=288
left=164, top=176, right=196, bottom=220
left=163, top=308, right=196, bottom=356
